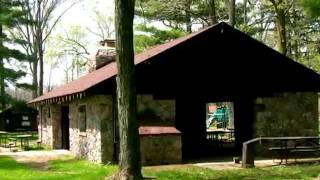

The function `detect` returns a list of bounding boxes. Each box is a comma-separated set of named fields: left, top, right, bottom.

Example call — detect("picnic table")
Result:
left=0, top=131, right=8, bottom=147
left=207, top=130, right=225, bottom=141
left=15, top=134, right=32, bottom=149
left=268, top=136, right=320, bottom=163
left=207, top=129, right=235, bottom=147
left=242, top=136, right=320, bottom=168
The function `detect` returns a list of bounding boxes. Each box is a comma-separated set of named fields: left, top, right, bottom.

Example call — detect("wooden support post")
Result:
left=242, top=141, right=255, bottom=168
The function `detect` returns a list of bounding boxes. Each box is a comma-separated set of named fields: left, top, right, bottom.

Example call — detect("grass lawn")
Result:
left=144, top=163, right=320, bottom=180
left=0, top=156, right=117, bottom=180
left=0, top=155, right=320, bottom=180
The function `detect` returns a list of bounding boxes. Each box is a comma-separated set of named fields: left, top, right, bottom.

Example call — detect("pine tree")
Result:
left=300, top=0, right=320, bottom=17
left=0, top=0, right=28, bottom=110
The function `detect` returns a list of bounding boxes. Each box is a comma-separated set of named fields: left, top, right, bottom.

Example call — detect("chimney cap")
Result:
left=100, top=39, right=115, bottom=45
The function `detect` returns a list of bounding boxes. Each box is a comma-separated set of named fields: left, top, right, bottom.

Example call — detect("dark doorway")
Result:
left=176, top=97, right=255, bottom=161
left=61, top=106, right=70, bottom=150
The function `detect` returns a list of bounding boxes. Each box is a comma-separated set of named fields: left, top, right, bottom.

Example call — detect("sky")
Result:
left=43, top=0, right=115, bottom=88
left=27, top=0, right=204, bottom=92
left=45, top=0, right=167, bottom=88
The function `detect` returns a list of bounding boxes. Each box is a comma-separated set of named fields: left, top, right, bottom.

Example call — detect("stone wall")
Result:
left=137, top=95, right=175, bottom=124
left=254, top=92, right=319, bottom=138
left=140, top=134, right=182, bottom=165
left=38, top=94, right=178, bottom=165
left=137, top=95, right=180, bottom=165
left=69, top=95, right=114, bottom=163
left=39, top=105, right=61, bottom=148
left=51, top=105, right=62, bottom=149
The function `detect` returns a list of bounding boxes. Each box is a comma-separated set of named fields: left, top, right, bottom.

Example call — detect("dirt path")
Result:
left=194, top=158, right=320, bottom=170
left=145, top=158, right=320, bottom=171
left=0, top=148, right=72, bottom=170
left=1, top=147, right=319, bottom=171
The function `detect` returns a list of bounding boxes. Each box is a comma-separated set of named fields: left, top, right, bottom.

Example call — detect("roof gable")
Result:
left=29, top=22, right=320, bottom=104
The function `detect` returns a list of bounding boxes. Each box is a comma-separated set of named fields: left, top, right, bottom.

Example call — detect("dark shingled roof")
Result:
left=29, top=22, right=320, bottom=104
left=29, top=25, right=208, bottom=104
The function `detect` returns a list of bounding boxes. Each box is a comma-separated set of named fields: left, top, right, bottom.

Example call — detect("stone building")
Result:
left=29, top=22, right=320, bottom=164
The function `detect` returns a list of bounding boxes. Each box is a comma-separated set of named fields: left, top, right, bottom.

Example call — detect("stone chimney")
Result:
left=95, top=39, right=116, bottom=69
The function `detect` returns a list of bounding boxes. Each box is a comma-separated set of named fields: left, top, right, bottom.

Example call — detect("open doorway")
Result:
left=205, top=102, right=235, bottom=156
left=61, top=106, right=70, bottom=150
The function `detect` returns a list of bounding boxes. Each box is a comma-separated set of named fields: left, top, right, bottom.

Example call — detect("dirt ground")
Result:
left=145, top=158, right=320, bottom=171
left=1, top=147, right=319, bottom=171
left=0, top=148, right=72, bottom=170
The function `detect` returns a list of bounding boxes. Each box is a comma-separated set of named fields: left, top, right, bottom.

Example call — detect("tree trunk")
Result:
left=207, top=0, right=218, bottom=25
left=39, top=43, right=44, bottom=95
left=270, top=0, right=287, bottom=55
left=37, top=1, right=44, bottom=96
left=243, top=0, right=247, bottom=25
left=31, top=36, right=39, bottom=98
left=0, top=25, right=5, bottom=110
left=185, top=0, right=192, bottom=33
left=32, top=53, right=38, bottom=98
left=275, top=7, right=286, bottom=55
left=226, top=0, right=236, bottom=27
left=114, top=0, right=142, bottom=179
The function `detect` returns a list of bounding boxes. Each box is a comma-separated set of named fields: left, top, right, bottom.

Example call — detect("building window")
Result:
left=42, top=106, right=47, bottom=127
left=47, top=107, right=51, bottom=118
left=79, top=105, right=86, bottom=132
left=22, top=121, right=31, bottom=126
left=22, top=116, right=30, bottom=127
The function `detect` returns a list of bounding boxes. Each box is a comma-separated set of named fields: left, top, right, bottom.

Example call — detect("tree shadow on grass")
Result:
left=0, top=156, right=31, bottom=171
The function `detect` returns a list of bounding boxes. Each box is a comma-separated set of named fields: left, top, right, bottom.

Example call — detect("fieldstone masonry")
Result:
left=140, top=134, right=181, bottom=165
left=254, top=92, right=319, bottom=137
left=39, top=105, right=61, bottom=148
left=69, top=95, right=114, bottom=163
left=137, top=95, right=175, bottom=122
left=253, top=92, right=319, bottom=154
left=39, top=94, right=180, bottom=165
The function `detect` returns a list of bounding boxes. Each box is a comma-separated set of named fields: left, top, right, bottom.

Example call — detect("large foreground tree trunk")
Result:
left=114, top=0, right=142, bottom=179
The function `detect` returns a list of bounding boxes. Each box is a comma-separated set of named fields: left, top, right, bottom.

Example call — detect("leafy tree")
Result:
left=44, top=25, right=90, bottom=88
left=0, top=0, right=29, bottom=110
left=114, top=0, right=142, bottom=179
left=300, top=0, right=320, bottom=17
left=134, top=24, right=186, bottom=53
left=57, top=25, right=90, bottom=81
left=87, top=10, right=115, bottom=40
left=14, top=0, right=79, bottom=98
left=136, top=0, right=228, bottom=32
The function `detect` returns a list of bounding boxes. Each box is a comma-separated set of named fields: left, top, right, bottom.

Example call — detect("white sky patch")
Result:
left=43, top=0, right=115, bottom=88
left=27, top=0, right=210, bottom=92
